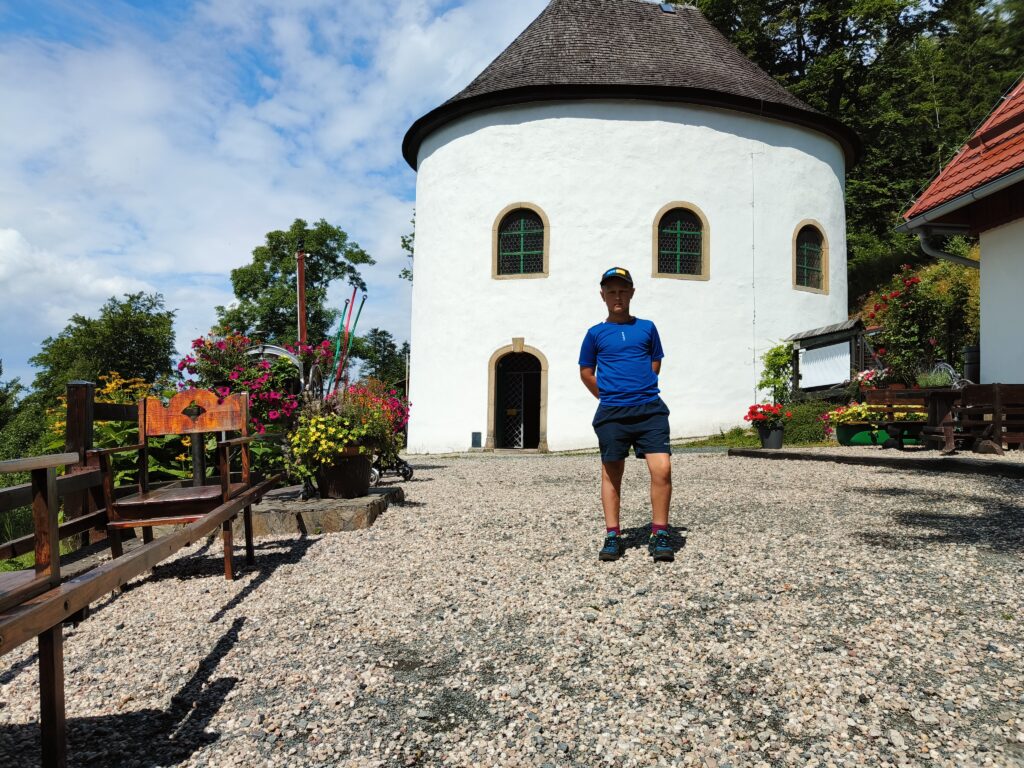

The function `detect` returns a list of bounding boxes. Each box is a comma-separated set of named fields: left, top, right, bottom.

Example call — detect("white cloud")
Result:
left=0, top=0, right=548, bottom=386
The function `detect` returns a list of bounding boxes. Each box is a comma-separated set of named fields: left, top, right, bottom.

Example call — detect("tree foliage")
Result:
left=216, top=218, right=374, bottom=345
left=399, top=212, right=415, bottom=283
left=689, top=0, right=1023, bottom=304
left=350, top=328, right=409, bottom=393
left=0, top=361, right=23, bottom=434
left=757, top=343, right=795, bottom=403
left=28, top=293, right=176, bottom=403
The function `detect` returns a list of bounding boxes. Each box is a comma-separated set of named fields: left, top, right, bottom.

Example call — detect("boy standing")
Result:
left=579, top=267, right=673, bottom=562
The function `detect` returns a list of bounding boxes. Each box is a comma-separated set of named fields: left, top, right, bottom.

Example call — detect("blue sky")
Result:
left=0, top=0, right=548, bottom=386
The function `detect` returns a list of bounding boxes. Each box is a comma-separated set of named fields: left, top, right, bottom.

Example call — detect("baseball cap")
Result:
left=600, top=267, right=633, bottom=286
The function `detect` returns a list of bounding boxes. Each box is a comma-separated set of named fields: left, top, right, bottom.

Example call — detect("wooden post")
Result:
left=64, top=381, right=95, bottom=549
left=38, top=624, right=66, bottom=768
left=31, top=467, right=61, bottom=588
left=192, top=437, right=206, bottom=488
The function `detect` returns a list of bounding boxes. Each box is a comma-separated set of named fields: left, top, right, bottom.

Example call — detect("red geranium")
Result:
left=743, top=403, right=793, bottom=430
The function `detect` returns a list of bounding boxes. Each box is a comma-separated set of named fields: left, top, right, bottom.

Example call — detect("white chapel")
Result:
left=402, top=0, right=859, bottom=453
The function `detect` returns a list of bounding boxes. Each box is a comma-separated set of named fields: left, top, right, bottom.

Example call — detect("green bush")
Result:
left=784, top=400, right=833, bottom=443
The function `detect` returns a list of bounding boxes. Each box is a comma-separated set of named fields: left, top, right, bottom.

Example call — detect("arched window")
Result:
left=494, top=206, right=548, bottom=278
left=653, top=204, right=709, bottom=280
left=794, top=223, right=828, bottom=292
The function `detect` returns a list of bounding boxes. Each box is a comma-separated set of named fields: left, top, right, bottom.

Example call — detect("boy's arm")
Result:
left=652, top=360, right=661, bottom=375
left=580, top=366, right=600, bottom=400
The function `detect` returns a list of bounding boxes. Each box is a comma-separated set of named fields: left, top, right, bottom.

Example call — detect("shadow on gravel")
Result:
left=131, top=535, right=321, bottom=624
left=619, top=524, right=688, bottom=556
left=854, top=484, right=1024, bottom=552
left=0, top=617, right=244, bottom=768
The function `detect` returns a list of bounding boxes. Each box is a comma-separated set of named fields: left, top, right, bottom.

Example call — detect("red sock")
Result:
left=606, top=527, right=620, bottom=536
left=651, top=523, right=668, bottom=534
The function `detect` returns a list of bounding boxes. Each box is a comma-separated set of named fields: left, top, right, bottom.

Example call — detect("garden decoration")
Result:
left=329, top=292, right=367, bottom=396
left=820, top=402, right=926, bottom=446
left=744, top=403, right=792, bottom=449
left=288, top=379, right=410, bottom=499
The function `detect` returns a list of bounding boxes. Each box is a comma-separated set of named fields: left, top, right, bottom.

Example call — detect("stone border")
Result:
left=727, top=448, right=1024, bottom=480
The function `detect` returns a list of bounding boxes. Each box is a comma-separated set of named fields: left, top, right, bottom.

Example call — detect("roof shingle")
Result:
left=402, top=0, right=859, bottom=168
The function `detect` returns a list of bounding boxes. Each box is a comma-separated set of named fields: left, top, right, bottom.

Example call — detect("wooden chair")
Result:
left=94, top=389, right=257, bottom=579
left=953, top=384, right=1024, bottom=455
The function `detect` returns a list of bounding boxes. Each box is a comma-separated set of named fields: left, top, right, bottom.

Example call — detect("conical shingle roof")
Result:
left=403, top=0, right=860, bottom=168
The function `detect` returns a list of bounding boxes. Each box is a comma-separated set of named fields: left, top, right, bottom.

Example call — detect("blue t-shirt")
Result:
left=578, top=317, right=664, bottom=407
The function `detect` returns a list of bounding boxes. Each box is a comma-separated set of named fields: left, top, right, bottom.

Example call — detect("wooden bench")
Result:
left=863, top=389, right=928, bottom=450
left=952, top=383, right=1024, bottom=455
left=1, top=450, right=280, bottom=768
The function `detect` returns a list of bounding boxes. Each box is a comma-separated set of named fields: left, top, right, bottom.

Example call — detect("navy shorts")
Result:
left=593, top=398, right=672, bottom=462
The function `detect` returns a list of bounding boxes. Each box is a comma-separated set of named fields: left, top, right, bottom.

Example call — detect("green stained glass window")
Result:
left=658, top=209, right=702, bottom=275
left=498, top=210, right=545, bottom=275
left=796, top=226, right=824, bottom=289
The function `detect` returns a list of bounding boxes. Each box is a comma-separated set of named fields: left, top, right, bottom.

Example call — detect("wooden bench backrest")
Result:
left=863, top=390, right=927, bottom=408
left=140, top=389, right=249, bottom=439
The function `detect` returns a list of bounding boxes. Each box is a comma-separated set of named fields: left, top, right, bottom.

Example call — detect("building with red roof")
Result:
left=901, top=73, right=1024, bottom=383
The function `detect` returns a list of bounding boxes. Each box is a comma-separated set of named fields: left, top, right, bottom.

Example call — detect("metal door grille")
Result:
left=503, top=372, right=525, bottom=449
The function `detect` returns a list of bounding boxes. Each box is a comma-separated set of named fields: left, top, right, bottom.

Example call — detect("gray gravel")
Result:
left=2, top=453, right=1023, bottom=767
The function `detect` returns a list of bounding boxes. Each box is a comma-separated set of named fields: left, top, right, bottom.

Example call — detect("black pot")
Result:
left=757, top=426, right=784, bottom=449
left=315, top=452, right=372, bottom=499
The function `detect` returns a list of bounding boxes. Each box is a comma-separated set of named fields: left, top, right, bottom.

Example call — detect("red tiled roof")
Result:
left=905, top=76, right=1024, bottom=221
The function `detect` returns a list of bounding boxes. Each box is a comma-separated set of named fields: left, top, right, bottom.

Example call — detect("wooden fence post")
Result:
left=64, top=381, right=96, bottom=549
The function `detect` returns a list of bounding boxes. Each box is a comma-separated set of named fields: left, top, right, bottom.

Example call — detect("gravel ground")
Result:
left=2, top=453, right=1023, bottom=768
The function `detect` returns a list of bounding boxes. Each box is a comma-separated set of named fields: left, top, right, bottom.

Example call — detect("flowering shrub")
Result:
left=743, top=403, right=792, bottom=430
left=179, top=332, right=334, bottom=434
left=286, top=379, right=410, bottom=479
left=862, top=262, right=979, bottom=385
left=851, top=368, right=889, bottom=390
left=43, top=372, right=192, bottom=484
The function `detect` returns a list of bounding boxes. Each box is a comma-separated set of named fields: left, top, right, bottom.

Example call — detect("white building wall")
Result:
left=979, top=219, right=1024, bottom=383
left=407, top=100, right=848, bottom=453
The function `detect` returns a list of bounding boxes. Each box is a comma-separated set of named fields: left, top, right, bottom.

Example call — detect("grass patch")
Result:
left=679, top=426, right=834, bottom=449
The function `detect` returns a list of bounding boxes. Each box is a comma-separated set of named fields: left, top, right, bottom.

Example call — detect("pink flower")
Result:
left=268, top=410, right=280, bottom=420
left=215, top=340, right=227, bottom=351
left=216, top=385, right=230, bottom=397
left=229, top=371, right=240, bottom=380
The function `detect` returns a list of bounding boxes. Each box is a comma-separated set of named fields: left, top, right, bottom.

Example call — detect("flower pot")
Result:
left=316, top=448, right=372, bottom=499
left=757, top=426, right=784, bottom=449
left=836, top=423, right=876, bottom=446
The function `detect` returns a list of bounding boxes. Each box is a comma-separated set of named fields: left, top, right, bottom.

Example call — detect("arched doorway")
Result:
left=494, top=352, right=542, bottom=449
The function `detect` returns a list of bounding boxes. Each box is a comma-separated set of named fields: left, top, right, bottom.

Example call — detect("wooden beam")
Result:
left=0, top=476, right=279, bottom=657
left=0, top=469, right=101, bottom=515
left=0, top=453, right=78, bottom=475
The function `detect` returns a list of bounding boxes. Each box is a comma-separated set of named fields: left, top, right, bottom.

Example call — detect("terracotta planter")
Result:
left=757, top=426, right=784, bottom=449
left=315, top=447, right=372, bottom=499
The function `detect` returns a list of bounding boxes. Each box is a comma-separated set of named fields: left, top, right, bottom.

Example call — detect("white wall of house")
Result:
left=407, top=100, right=848, bottom=453
left=980, top=218, right=1024, bottom=384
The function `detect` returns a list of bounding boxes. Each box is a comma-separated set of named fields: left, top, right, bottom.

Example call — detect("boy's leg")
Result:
left=600, top=460, right=626, bottom=530
left=644, top=453, right=672, bottom=527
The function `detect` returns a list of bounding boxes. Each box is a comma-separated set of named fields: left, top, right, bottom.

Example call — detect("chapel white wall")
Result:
left=979, top=218, right=1024, bottom=384
left=407, top=100, right=848, bottom=453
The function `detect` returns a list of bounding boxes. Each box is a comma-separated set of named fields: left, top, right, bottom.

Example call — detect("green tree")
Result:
left=399, top=212, right=415, bottom=283
left=350, top=328, right=409, bottom=393
left=0, top=361, right=23, bottom=433
left=690, top=0, right=1022, bottom=304
left=29, top=293, right=176, bottom=403
left=216, top=218, right=374, bottom=344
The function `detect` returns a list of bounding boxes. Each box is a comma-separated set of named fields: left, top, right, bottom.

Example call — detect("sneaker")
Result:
left=599, top=533, right=624, bottom=561
left=648, top=530, right=674, bottom=562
